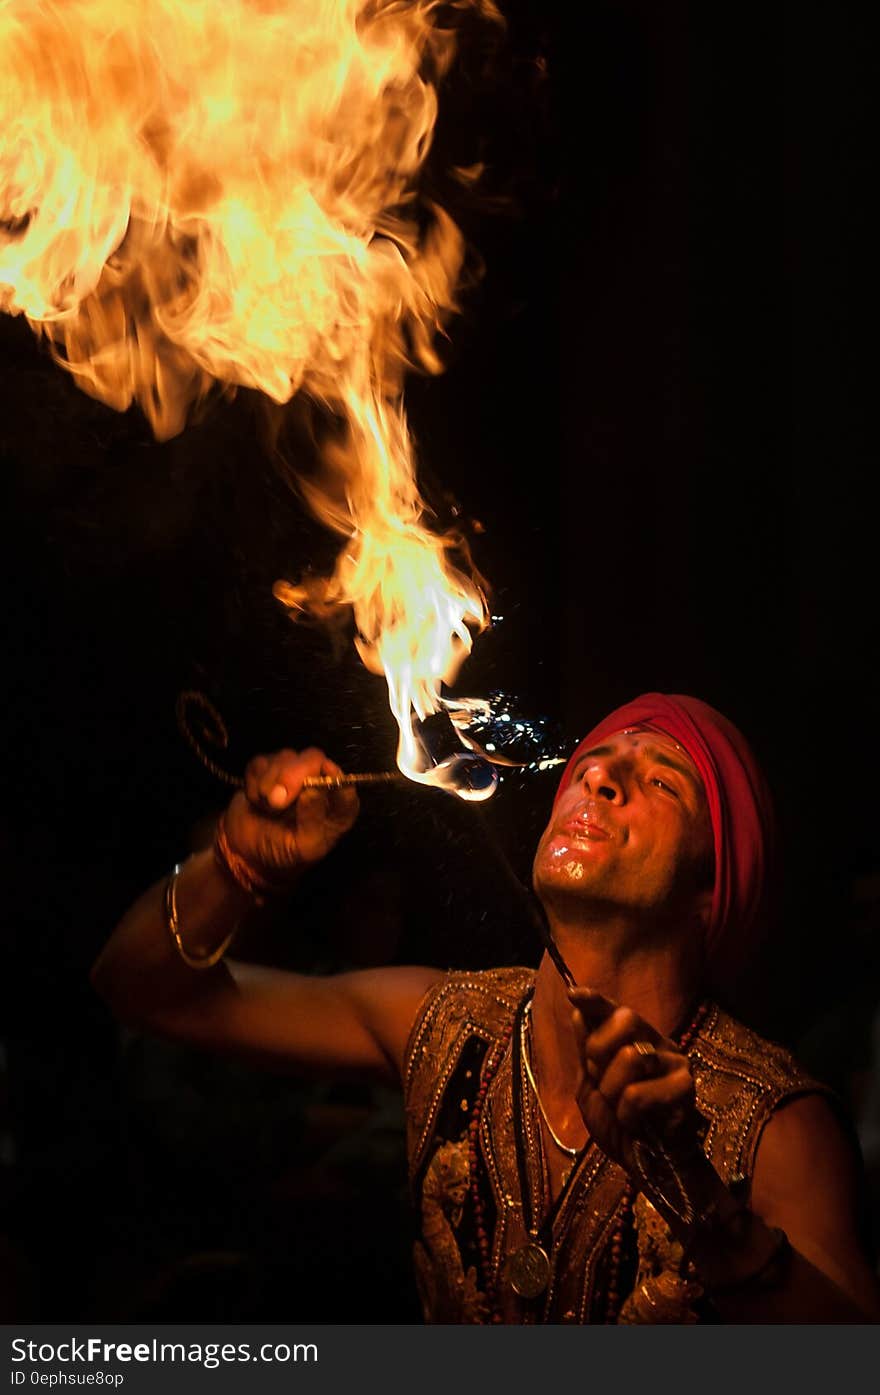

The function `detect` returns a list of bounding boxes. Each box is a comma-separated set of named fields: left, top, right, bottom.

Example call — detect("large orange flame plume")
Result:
left=1, top=0, right=499, bottom=782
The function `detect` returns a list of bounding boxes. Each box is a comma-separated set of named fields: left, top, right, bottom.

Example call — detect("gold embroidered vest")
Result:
left=403, top=966, right=826, bottom=1324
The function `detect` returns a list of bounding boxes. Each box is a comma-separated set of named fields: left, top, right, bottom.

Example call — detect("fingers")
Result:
left=568, top=988, right=696, bottom=1146
left=575, top=1056, right=695, bottom=1144
left=241, top=748, right=360, bottom=853
left=595, top=1045, right=684, bottom=1109
left=244, top=754, right=270, bottom=805
left=568, top=989, right=618, bottom=1081
left=568, top=987, right=617, bottom=1033
left=570, top=994, right=670, bottom=1080
left=243, top=748, right=331, bottom=813
left=298, top=755, right=359, bottom=829
left=616, top=1066, right=696, bottom=1133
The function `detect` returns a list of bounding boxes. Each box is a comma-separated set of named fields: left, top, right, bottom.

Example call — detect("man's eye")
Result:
left=650, top=776, right=678, bottom=797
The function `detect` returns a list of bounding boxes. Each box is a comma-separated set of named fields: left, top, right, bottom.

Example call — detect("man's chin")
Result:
left=535, top=849, right=603, bottom=894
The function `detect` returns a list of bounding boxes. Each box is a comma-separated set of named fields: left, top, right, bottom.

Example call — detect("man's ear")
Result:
left=694, top=886, right=713, bottom=935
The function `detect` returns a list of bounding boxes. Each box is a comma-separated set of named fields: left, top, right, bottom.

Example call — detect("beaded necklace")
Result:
left=467, top=993, right=711, bottom=1324
left=466, top=1019, right=514, bottom=1323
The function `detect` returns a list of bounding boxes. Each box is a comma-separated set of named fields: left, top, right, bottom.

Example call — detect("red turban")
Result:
left=554, top=693, right=776, bottom=985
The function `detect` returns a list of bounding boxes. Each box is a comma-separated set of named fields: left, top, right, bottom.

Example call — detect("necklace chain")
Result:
left=521, top=1001, right=581, bottom=1160
left=468, top=992, right=711, bottom=1323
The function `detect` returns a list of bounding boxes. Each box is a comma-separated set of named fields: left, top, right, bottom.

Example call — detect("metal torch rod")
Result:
left=301, top=770, right=406, bottom=789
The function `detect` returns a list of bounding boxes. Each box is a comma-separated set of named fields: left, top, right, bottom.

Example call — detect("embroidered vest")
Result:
left=403, top=966, right=826, bottom=1324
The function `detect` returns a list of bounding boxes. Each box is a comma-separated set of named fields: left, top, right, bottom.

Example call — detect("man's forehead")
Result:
left=585, top=726, right=701, bottom=779
left=619, top=725, right=687, bottom=753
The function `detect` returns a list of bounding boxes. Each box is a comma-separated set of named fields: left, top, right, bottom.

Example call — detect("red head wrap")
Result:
left=554, top=693, right=775, bottom=984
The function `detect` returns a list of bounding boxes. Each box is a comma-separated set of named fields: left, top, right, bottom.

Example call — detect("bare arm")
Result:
left=90, top=746, right=443, bottom=1085
left=717, top=1092, right=880, bottom=1323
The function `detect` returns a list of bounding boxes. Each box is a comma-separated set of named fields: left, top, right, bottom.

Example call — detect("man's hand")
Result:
left=569, top=987, right=700, bottom=1177
left=223, top=746, right=359, bottom=885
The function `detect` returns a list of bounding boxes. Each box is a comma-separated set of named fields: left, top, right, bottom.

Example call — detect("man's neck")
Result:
left=529, top=916, right=703, bottom=1103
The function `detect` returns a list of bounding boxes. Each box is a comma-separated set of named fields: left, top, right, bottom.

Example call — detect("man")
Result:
left=91, top=692, right=880, bottom=1322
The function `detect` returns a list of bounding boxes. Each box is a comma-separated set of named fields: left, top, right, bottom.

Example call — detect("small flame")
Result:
left=0, top=0, right=498, bottom=781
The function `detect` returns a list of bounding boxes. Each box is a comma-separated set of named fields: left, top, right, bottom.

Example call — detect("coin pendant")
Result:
left=507, top=1242, right=551, bottom=1299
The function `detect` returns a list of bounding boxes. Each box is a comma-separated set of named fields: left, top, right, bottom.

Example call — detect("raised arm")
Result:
left=90, top=746, right=442, bottom=1084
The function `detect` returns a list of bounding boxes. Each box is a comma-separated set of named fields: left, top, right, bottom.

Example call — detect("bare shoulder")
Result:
left=753, top=1092, right=861, bottom=1201
left=333, top=963, right=447, bottom=1076
left=752, top=1091, right=880, bottom=1316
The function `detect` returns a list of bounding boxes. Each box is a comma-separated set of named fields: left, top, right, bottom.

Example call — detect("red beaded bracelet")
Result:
left=213, top=815, right=298, bottom=904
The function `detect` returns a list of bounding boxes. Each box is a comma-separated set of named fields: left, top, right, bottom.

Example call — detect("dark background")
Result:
left=2, top=1, right=878, bottom=1321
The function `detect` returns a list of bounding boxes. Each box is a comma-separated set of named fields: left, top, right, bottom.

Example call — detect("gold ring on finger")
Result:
left=632, top=1040, right=659, bottom=1073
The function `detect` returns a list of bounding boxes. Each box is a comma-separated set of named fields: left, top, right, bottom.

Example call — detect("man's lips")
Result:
left=562, top=817, right=612, bottom=841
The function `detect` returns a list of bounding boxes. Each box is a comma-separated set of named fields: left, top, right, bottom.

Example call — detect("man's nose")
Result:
left=580, top=759, right=625, bottom=802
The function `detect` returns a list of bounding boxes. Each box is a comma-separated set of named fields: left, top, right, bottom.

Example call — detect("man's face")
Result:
left=532, top=728, right=714, bottom=921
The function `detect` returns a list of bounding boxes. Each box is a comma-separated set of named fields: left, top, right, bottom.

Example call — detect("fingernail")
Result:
left=269, top=784, right=288, bottom=807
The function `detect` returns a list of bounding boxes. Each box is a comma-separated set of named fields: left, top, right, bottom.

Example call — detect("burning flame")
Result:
left=0, top=0, right=497, bottom=784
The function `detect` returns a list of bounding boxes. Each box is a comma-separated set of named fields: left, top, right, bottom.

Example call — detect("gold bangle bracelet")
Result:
left=164, top=862, right=237, bottom=970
